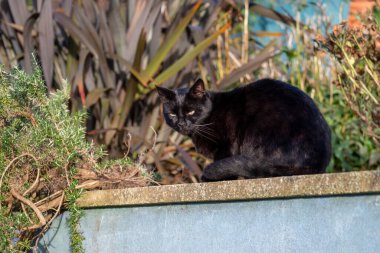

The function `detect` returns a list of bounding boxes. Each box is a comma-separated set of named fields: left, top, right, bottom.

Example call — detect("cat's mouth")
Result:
left=177, top=127, right=191, bottom=136
left=178, top=129, right=191, bottom=135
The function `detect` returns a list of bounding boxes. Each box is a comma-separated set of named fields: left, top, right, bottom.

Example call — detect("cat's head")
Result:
left=156, top=79, right=212, bottom=135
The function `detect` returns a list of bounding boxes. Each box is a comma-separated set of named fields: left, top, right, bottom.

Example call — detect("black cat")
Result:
left=156, top=79, right=331, bottom=182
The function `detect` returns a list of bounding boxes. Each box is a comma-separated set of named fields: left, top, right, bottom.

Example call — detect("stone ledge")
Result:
left=77, top=170, right=380, bottom=207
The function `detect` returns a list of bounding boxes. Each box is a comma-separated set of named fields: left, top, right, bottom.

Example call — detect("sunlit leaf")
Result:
left=153, top=23, right=230, bottom=85
left=107, top=53, right=147, bottom=86
left=105, top=32, right=146, bottom=145
left=85, top=88, right=111, bottom=107
left=218, top=40, right=280, bottom=88
left=140, top=0, right=203, bottom=83
left=254, top=31, right=284, bottom=37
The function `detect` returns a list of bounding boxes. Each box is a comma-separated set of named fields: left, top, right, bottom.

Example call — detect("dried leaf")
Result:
left=175, top=144, right=202, bottom=178
left=104, top=32, right=146, bottom=145
left=23, top=13, right=40, bottom=73
left=218, top=40, right=279, bottom=88
left=124, top=0, right=153, bottom=61
left=53, top=12, right=99, bottom=62
left=86, top=88, right=111, bottom=107
left=38, top=0, right=54, bottom=91
left=7, top=0, right=29, bottom=25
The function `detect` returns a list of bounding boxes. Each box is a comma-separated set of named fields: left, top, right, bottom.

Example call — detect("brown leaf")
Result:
left=23, top=13, right=40, bottom=73
left=7, top=1, right=29, bottom=25
left=86, top=88, right=111, bottom=107
left=124, top=0, right=153, bottom=61
left=218, top=40, right=279, bottom=88
left=175, top=144, right=202, bottom=178
left=38, top=0, right=55, bottom=91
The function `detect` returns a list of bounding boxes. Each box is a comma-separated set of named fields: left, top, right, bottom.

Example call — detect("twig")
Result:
left=87, top=127, right=129, bottom=135
left=10, top=188, right=46, bottom=226
left=149, top=126, right=157, bottom=152
left=124, top=133, right=132, bottom=157
left=21, top=203, right=34, bottom=224
left=64, top=162, right=70, bottom=186
left=0, top=153, right=39, bottom=198
left=23, top=165, right=40, bottom=196
left=242, top=0, right=249, bottom=64
left=35, top=190, right=63, bottom=207
left=6, top=195, right=13, bottom=214
left=11, top=110, right=37, bottom=126
left=33, top=193, right=65, bottom=251
left=36, top=192, right=64, bottom=213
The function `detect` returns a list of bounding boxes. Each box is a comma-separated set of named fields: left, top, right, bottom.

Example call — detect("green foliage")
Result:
left=0, top=0, right=285, bottom=155
left=373, top=5, right=380, bottom=29
left=269, top=6, right=380, bottom=173
left=320, top=88, right=379, bottom=172
left=316, top=12, right=380, bottom=149
left=0, top=207, right=31, bottom=252
left=0, top=66, right=88, bottom=252
left=66, top=180, right=85, bottom=253
left=0, top=66, right=151, bottom=251
left=0, top=0, right=378, bottom=185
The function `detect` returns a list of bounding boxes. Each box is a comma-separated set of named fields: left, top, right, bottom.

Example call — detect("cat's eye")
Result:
left=187, top=110, right=195, bottom=115
left=169, top=113, right=176, bottom=117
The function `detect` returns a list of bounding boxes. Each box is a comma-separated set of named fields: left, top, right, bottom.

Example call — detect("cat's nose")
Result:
left=178, top=122, right=185, bottom=128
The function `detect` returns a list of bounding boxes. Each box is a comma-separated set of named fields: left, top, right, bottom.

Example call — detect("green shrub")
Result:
left=0, top=66, right=152, bottom=252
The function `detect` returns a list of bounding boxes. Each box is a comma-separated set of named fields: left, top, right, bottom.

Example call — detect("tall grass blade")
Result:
left=105, top=32, right=146, bottom=145
left=218, top=40, right=279, bottom=88
left=86, top=88, right=111, bottom=107
left=53, top=12, right=99, bottom=60
left=23, top=13, right=39, bottom=73
left=7, top=1, right=29, bottom=25
left=251, top=3, right=309, bottom=31
left=38, top=0, right=54, bottom=91
left=140, top=0, right=203, bottom=83
left=124, top=0, right=153, bottom=61
left=153, top=23, right=230, bottom=85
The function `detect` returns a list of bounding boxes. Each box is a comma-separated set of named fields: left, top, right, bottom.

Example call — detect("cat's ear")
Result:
left=190, top=78, right=205, bottom=98
left=156, top=86, right=175, bottom=102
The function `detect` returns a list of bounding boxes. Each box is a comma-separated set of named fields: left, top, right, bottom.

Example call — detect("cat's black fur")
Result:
left=156, top=79, right=331, bottom=182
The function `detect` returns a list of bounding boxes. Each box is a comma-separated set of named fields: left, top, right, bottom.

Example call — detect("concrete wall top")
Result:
left=77, top=171, right=380, bottom=207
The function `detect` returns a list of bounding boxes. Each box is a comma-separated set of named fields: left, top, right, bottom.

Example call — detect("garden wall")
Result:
left=38, top=171, right=380, bottom=253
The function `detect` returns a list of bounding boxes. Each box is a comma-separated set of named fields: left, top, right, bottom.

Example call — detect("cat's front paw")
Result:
left=200, top=174, right=213, bottom=182
left=201, top=162, right=239, bottom=182
left=200, top=165, right=219, bottom=182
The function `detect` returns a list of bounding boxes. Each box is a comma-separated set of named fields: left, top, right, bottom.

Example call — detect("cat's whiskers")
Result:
left=195, top=126, right=218, bottom=138
left=193, top=122, right=214, bottom=127
left=193, top=128, right=217, bottom=143
left=194, top=126, right=218, bottom=143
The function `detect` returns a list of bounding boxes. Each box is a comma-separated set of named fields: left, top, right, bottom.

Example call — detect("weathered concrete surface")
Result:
left=77, top=171, right=380, bottom=207
left=38, top=171, right=380, bottom=252
left=39, top=194, right=380, bottom=253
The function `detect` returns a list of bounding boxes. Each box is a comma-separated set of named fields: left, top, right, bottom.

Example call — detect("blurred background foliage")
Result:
left=0, top=0, right=379, bottom=184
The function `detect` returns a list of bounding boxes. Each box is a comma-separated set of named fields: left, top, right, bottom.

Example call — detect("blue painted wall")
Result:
left=38, top=194, right=380, bottom=253
left=252, top=0, right=350, bottom=33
